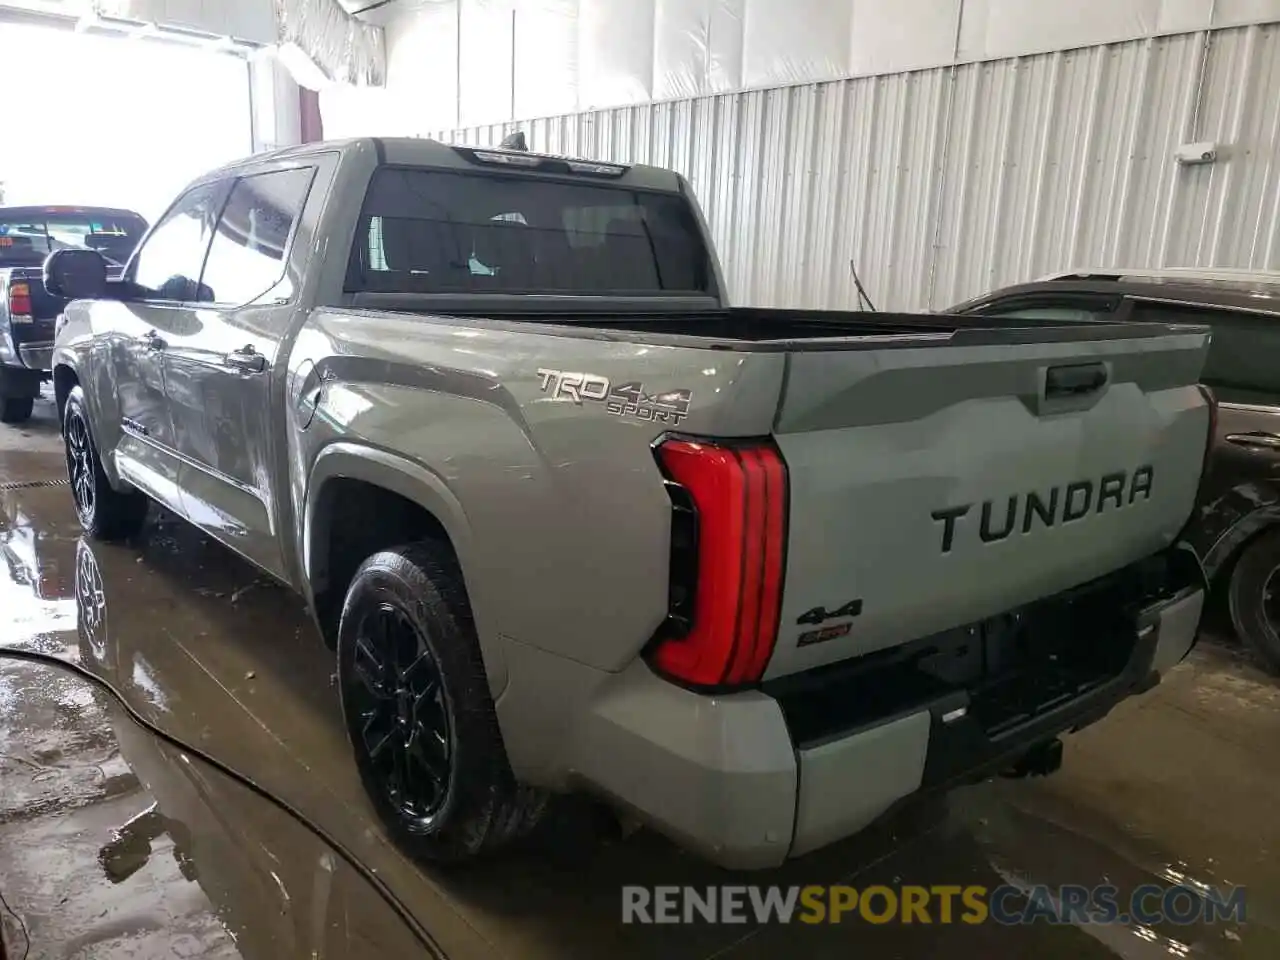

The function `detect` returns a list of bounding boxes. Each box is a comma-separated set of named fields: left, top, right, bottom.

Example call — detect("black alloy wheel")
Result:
left=336, top=543, right=547, bottom=862
left=346, top=601, right=455, bottom=826
left=61, top=386, right=148, bottom=541
left=65, top=408, right=96, bottom=524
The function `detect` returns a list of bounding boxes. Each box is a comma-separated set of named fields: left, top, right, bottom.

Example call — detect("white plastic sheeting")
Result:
left=430, top=23, right=1280, bottom=312
left=344, top=0, right=1280, bottom=129
left=653, top=0, right=745, bottom=99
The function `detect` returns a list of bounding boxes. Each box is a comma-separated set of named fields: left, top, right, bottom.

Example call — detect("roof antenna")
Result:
left=499, top=130, right=528, bottom=151
left=849, top=260, right=878, bottom=311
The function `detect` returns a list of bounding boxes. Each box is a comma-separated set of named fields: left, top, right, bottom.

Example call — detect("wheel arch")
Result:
left=1203, top=505, right=1280, bottom=586
left=53, top=361, right=79, bottom=425
left=303, top=443, right=504, bottom=695
left=53, top=353, right=127, bottom=489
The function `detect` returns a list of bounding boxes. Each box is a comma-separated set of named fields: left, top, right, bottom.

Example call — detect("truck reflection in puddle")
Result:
left=72, top=536, right=429, bottom=960
left=99, top=801, right=198, bottom=884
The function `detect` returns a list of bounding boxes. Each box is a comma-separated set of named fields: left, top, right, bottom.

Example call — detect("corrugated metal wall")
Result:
left=432, top=22, right=1280, bottom=311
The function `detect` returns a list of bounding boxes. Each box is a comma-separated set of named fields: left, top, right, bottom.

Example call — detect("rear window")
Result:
left=0, top=210, right=147, bottom=267
left=347, top=168, right=714, bottom=296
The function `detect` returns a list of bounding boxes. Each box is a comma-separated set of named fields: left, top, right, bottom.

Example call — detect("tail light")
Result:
left=7, top=282, right=32, bottom=322
left=647, top=437, right=788, bottom=689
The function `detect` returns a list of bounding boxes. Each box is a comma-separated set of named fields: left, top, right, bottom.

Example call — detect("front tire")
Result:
left=63, top=386, right=148, bottom=541
left=1, top=396, right=34, bottom=423
left=336, top=542, right=546, bottom=863
left=1228, top=527, right=1280, bottom=674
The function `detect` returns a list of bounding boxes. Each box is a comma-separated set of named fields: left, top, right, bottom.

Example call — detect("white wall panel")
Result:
left=851, top=0, right=962, bottom=75
left=741, top=0, right=852, bottom=88
left=385, top=1, right=458, bottom=130
left=371, top=0, right=1280, bottom=126
left=957, top=0, right=1163, bottom=60
left=459, top=0, right=513, bottom=125
left=433, top=23, right=1280, bottom=312
left=513, top=0, right=578, bottom=118
left=653, top=0, right=747, bottom=99
left=578, top=0, right=654, bottom=108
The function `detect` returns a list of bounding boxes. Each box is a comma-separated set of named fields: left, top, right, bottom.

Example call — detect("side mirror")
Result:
left=44, top=248, right=109, bottom=301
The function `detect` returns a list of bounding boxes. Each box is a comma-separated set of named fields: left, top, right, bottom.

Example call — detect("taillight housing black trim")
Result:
left=661, top=478, right=699, bottom=637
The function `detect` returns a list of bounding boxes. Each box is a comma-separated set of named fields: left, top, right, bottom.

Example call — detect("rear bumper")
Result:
left=568, top=580, right=1203, bottom=870
left=0, top=360, right=45, bottom=396
left=18, top=340, right=53, bottom=372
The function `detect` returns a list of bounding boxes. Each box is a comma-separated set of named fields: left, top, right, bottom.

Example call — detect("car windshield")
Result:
left=0, top=209, right=147, bottom=267
left=347, top=167, right=716, bottom=296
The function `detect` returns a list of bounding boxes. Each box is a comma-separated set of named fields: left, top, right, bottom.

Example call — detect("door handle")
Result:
left=141, top=330, right=166, bottom=351
left=224, top=346, right=267, bottom=374
left=1224, top=431, right=1280, bottom=450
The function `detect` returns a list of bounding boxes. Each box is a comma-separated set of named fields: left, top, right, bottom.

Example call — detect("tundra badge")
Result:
left=931, top=466, right=1155, bottom=554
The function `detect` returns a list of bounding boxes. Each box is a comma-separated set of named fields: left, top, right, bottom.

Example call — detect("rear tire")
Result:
left=63, top=386, right=148, bottom=541
left=1, top=396, right=33, bottom=423
left=336, top=541, right=546, bottom=863
left=1227, top=527, right=1280, bottom=674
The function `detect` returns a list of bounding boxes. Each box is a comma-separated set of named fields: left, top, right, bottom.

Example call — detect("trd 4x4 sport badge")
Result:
left=536, top=368, right=692, bottom=427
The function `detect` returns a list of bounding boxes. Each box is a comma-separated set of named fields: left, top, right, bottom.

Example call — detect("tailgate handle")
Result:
left=1044, top=363, right=1108, bottom=400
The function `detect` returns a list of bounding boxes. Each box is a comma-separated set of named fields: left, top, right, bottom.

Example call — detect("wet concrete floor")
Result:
left=3, top=395, right=1280, bottom=959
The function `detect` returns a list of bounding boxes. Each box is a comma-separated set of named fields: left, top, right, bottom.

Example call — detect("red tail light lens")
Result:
left=648, top=437, right=788, bottom=688
left=8, top=282, right=32, bottom=319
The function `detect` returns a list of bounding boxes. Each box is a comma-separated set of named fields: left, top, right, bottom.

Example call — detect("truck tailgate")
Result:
left=1, top=267, right=65, bottom=368
left=767, top=325, right=1211, bottom=679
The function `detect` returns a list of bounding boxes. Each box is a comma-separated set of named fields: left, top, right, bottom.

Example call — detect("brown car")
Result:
left=953, top=267, right=1280, bottom=673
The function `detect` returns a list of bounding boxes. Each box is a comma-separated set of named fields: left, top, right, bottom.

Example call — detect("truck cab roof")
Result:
left=0, top=204, right=144, bottom=219
left=203, top=136, right=687, bottom=195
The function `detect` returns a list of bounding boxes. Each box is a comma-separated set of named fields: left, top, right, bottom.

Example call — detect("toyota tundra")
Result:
left=49, top=137, right=1213, bottom=868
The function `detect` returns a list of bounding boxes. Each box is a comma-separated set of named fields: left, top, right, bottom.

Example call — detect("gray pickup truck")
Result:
left=50, top=137, right=1213, bottom=869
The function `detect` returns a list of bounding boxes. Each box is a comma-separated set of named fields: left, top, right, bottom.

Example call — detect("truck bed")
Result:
left=343, top=295, right=1193, bottom=349
left=313, top=298, right=1212, bottom=681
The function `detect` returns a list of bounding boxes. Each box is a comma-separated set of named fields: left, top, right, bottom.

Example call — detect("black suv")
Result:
left=952, top=267, right=1280, bottom=673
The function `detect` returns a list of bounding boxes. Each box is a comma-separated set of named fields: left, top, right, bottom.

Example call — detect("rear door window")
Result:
left=198, top=167, right=315, bottom=307
left=1130, top=300, right=1280, bottom=404
left=349, top=167, right=715, bottom=296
